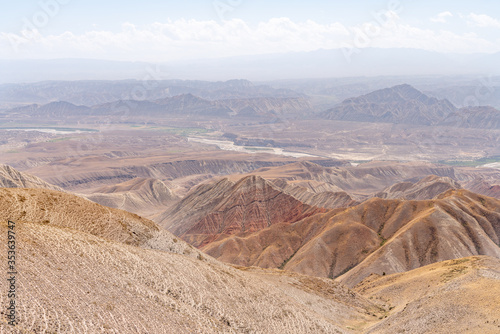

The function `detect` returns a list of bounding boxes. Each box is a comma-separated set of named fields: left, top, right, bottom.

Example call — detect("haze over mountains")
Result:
left=2, top=81, right=499, bottom=136
left=3, top=0, right=500, bottom=331
left=2, top=48, right=500, bottom=83
left=1, top=67, right=500, bottom=334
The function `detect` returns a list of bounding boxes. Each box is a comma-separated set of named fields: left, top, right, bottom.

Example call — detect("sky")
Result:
left=1, top=0, right=500, bottom=62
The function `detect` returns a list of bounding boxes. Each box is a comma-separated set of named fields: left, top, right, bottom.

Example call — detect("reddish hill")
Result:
left=202, top=190, right=500, bottom=286
left=158, top=175, right=326, bottom=248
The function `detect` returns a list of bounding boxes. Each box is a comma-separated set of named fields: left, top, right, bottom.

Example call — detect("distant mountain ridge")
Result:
left=0, top=78, right=304, bottom=105
left=4, top=93, right=312, bottom=120
left=319, top=83, right=500, bottom=128
left=320, top=84, right=457, bottom=125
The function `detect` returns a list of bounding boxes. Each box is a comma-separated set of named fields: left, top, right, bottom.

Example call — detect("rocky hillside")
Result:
left=0, top=187, right=195, bottom=255
left=158, top=175, right=326, bottom=248
left=0, top=164, right=63, bottom=191
left=0, top=187, right=381, bottom=333
left=85, top=177, right=178, bottom=218
left=465, top=178, right=500, bottom=199
left=202, top=189, right=500, bottom=286
left=355, top=256, right=500, bottom=334
left=320, top=84, right=456, bottom=125
left=271, top=178, right=358, bottom=209
left=1, top=167, right=499, bottom=333
left=27, top=155, right=298, bottom=191
left=441, top=106, right=500, bottom=129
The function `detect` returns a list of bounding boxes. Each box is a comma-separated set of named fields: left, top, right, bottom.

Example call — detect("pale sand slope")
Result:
left=354, top=256, right=500, bottom=334
left=0, top=187, right=376, bottom=333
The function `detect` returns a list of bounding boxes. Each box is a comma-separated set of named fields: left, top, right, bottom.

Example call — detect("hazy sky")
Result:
left=1, top=0, right=500, bottom=61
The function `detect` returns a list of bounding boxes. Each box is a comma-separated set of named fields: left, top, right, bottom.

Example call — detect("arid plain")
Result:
left=1, top=78, right=500, bottom=333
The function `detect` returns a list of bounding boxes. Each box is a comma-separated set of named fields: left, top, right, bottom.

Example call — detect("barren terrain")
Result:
left=1, top=78, right=500, bottom=333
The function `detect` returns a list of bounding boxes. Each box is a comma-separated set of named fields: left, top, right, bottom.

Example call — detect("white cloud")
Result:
left=0, top=16, right=498, bottom=62
left=430, top=11, right=453, bottom=23
left=467, top=13, right=500, bottom=28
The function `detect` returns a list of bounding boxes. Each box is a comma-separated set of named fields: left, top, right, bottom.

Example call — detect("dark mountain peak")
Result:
left=322, top=84, right=457, bottom=125
left=153, top=93, right=213, bottom=107
left=38, top=100, right=90, bottom=111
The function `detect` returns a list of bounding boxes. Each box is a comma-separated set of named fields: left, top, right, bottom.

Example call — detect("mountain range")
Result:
left=319, top=84, right=500, bottom=128
left=1, top=165, right=500, bottom=333
left=3, top=81, right=499, bottom=130
left=0, top=162, right=500, bottom=333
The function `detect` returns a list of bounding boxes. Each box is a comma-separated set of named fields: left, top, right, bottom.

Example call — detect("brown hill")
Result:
left=0, top=187, right=196, bottom=256
left=202, top=190, right=500, bottom=286
left=0, top=188, right=381, bottom=333
left=440, top=105, right=500, bottom=129
left=465, top=178, right=500, bottom=199
left=355, top=256, right=500, bottom=333
left=25, top=151, right=299, bottom=191
left=338, top=189, right=500, bottom=286
left=270, top=178, right=358, bottom=209
left=374, top=175, right=461, bottom=200
left=0, top=164, right=63, bottom=191
left=231, top=160, right=461, bottom=197
left=158, top=175, right=326, bottom=248
left=234, top=160, right=500, bottom=199
left=85, top=177, right=178, bottom=218
left=320, top=84, right=456, bottom=125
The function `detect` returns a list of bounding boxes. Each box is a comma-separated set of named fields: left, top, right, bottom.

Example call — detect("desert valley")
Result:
left=1, top=75, right=500, bottom=333
left=2, top=1, right=500, bottom=333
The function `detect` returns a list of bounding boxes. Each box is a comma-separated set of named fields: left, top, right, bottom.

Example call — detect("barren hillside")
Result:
left=85, top=177, right=178, bottom=218
left=159, top=175, right=326, bottom=248
left=0, top=187, right=383, bottom=333
left=355, top=256, right=500, bottom=333
left=0, top=164, right=63, bottom=191
left=374, top=175, right=461, bottom=200
left=202, top=189, right=500, bottom=285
